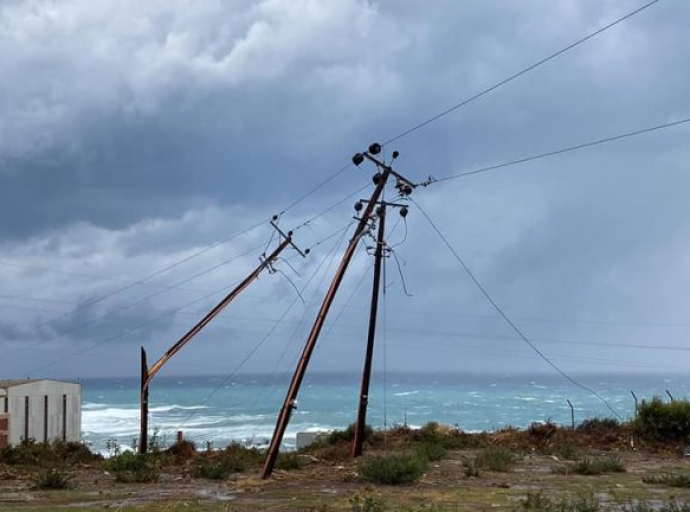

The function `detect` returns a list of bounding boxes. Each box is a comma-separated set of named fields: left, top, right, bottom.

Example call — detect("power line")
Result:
left=384, top=0, right=664, bottom=146
left=0, top=221, right=268, bottom=346
left=426, top=117, right=690, bottom=185
left=174, top=224, right=354, bottom=432
left=411, top=198, right=623, bottom=420
left=279, top=164, right=352, bottom=217
left=2, top=241, right=267, bottom=357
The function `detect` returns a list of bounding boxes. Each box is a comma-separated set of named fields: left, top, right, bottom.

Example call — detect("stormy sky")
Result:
left=1, top=0, right=689, bottom=382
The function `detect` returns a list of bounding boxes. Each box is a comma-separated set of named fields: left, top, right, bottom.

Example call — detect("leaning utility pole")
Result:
left=352, top=203, right=386, bottom=457
left=139, top=220, right=306, bottom=454
left=261, top=143, right=415, bottom=478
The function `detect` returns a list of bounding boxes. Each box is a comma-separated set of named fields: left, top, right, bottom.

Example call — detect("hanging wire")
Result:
left=410, top=198, right=623, bottom=420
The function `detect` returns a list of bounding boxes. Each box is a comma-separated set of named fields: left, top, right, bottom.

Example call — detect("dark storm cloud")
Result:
left=1, top=0, right=689, bottom=378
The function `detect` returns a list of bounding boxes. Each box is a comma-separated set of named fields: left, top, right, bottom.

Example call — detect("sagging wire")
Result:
left=409, top=197, right=623, bottom=421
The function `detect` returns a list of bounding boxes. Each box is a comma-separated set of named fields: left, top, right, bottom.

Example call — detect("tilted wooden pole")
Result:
left=139, top=235, right=294, bottom=454
left=352, top=203, right=386, bottom=457
left=261, top=169, right=391, bottom=479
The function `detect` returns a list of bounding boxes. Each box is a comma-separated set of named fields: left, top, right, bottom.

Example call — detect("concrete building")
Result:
left=0, top=379, right=81, bottom=447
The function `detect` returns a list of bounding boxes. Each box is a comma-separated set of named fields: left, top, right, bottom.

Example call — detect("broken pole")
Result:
left=139, top=227, right=301, bottom=453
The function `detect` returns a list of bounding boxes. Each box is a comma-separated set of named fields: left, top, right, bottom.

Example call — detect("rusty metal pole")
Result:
left=139, top=234, right=295, bottom=454
left=352, top=203, right=386, bottom=457
left=261, top=169, right=391, bottom=479
left=139, top=347, right=149, bottom=454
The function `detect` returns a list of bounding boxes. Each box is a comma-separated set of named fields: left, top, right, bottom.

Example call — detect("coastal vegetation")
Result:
left=3, top=404, right=690, bottom=510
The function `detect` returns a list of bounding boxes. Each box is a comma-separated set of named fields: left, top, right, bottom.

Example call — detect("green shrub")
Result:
left=194, top=443, right=263, bottom=479
left=195, top=460, right=234, bottom=480
left=577, top=417, right=620, bottom=434
left=643, top=473, right=690, bottom=488
left=327, top=424, right=373, bottom=445
left=359, top=454, right=427, bottom=485
left=553, top=458, right=625, bottom=476
left=474, top=447, right=517, bottom=472
left=104, top=452, right=159, bottom=483
left=275, top=452, right=303, bottom=471
left=33, top=468, right=75, bottom=490
left=635, top=397, right=690, bottom=440
left=414, top=437, right=448, bottom=462
left=0, top=440, right=99, bottom=466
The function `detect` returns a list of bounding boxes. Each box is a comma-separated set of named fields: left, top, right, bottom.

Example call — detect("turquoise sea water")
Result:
left=82, top=372, right=689, bottom=454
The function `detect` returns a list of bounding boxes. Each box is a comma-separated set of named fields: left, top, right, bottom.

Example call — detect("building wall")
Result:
left=5, top=381, right=81, bottom=445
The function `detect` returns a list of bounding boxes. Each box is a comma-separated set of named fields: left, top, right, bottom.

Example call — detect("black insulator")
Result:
left=372, top=172, right=383, bottom=185
left=354, top=201, right=363, bottom=212
left=305, top=248, right=311, bottom=255
left=392, top=150, right=400, bottom=159
left=400, top=206, right=409, bottom=218
left=287, top=230, right=293, bottom=237
left=272, top=214, right=279, bottom=221
left=368, top=142, right=382, bottom=155
left=404, top=185, right=413, bottom=195
left=352, top=153, right=364, bottom=166
left=376, top=206, right=385, bottom=216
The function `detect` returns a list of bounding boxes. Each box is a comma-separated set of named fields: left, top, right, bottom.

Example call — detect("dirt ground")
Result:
left=2, top=430, right=690, bottom=511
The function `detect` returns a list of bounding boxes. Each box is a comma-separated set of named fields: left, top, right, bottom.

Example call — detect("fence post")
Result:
left=631, top=391, right=638, bottom=419
left=566, top=399, right=575, bottom=429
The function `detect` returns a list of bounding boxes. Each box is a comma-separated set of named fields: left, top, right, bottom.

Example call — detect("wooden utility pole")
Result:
left=352, top=203, right=386, bottom=457
left=139, top=223, right=304, bottom=454
left=261, top=143, right=415, bottom=479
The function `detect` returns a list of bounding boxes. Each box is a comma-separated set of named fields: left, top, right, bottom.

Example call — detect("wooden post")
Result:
left=352, top=203, right=386, bottom=457
left=138, top=236, right=294, bottom=454
left=261, top=168, right=391, bottom=479
left=139, top=347, right=149, bottom=454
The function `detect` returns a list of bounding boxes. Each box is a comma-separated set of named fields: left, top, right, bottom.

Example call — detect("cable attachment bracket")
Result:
left=270, top=216, right=310, bottom=258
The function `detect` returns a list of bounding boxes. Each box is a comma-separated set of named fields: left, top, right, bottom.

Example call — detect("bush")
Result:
left=635, top=397, right=690, bottom=440
left=327, top=424, right=373, bottom=445
left=166, top=439, right=196, bottom=461
left=528, top=421, right=558, bottom=441
left=553, top=458, right=625, bottom=476
left=360, top=454, right=427, bottom=485
left=0, top=440, right=100, bottom=466
left=33, top=468, right=75, bottom=490
left=643, top=473, right=690, bottom=488
left=474, top=448, right=516, bottom=472
left=104, top=452, right=159, bottom=483
left=195, top=460, right=234, bottom=480
left=275, top=452, right=303, bottom=471
left=415, top=438, right=447, bottom=462
left=194, top=443, right=263, bottom=479
left=577, top=418, right=620, bottom=434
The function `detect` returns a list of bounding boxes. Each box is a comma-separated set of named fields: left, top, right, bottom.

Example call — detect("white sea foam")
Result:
left=393, top=391, right=419, bottom=397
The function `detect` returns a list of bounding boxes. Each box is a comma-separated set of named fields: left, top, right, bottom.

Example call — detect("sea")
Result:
left=81, top=372, right=689, bottom=455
